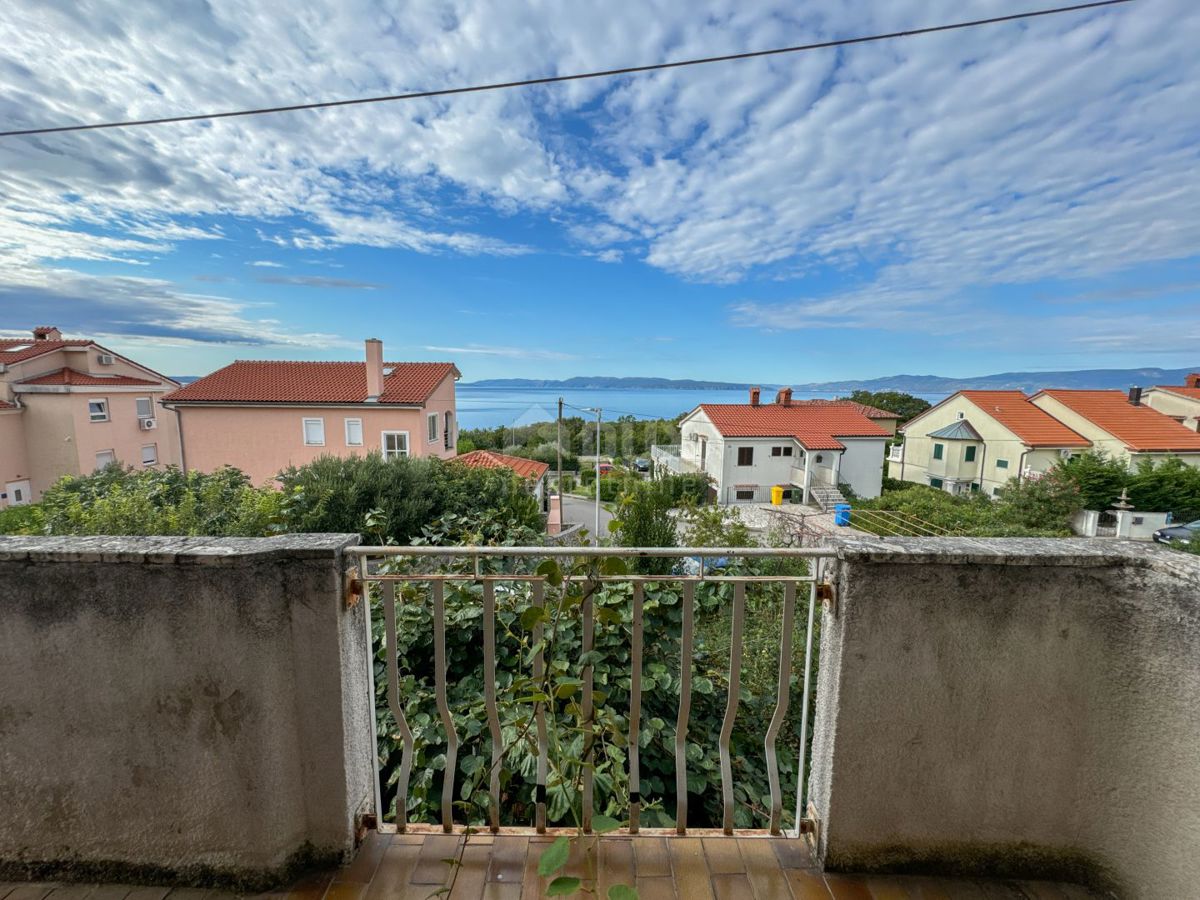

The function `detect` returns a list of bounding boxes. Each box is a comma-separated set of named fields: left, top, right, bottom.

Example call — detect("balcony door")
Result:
left=698, top=436, right=707, bottom=471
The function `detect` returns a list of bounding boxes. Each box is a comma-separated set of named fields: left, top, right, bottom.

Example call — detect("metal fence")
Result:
left=349, top=545, right=835, bottom=840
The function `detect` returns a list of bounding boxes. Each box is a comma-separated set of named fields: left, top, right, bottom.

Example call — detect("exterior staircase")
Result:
left=809, top=484, right=847, bottom=511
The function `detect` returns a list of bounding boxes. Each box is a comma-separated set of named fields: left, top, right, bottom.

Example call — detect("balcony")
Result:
left=887, top=444, right=903, bottom=462
left=650, top=444, right=699, bottom=475
left=2, top=535, right=1197, bottom=899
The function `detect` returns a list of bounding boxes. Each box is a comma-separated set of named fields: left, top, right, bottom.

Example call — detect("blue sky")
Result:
left=1, top=0, right=1198, bottom=382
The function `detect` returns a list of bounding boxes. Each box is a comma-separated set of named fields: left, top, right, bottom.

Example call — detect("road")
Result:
left=560, top=493, right=615, bottom=539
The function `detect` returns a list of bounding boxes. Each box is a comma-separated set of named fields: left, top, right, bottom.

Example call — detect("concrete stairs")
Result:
left=810, top=485, right=847, bottom=511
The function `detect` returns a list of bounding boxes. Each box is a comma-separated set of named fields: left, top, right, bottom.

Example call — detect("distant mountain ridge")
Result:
left=464, top=367, right=1200, bottom=394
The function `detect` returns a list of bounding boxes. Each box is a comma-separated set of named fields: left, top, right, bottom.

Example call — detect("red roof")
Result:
left=1033, top=390, right=1200, bottom=452
left=455, top=450, right=549, bottom=480
left=163, top=360, right=457, bottom=405
left=0, top=339, right=92, bottom=365
left=19, top=367, right=161, bottom=387
left=0, top=400, right=17, bottom=410
left=1153, top=385, right=1200, bottom=401
left=792, top=398, right=901, bottom=419
left=959, top=391, right=1091, bottom=448
left=696, top=403, right=889, bottom=450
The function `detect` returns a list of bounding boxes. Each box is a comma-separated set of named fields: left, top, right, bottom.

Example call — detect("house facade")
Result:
left=665, top=388, right=890, bottom=504
left=889, top=391, right=1092, bottom=496
left=162, top=339, right=459, bottom=485
left=1142, top=374, right=1200, bottom=432
left=0, top=327, right=181, bottom=507
left=1030, top=389, right=1200, bottom=467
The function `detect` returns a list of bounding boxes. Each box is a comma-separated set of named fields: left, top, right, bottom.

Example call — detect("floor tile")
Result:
left=336, top=832, right=392, bottom=885
left=666, top=838, right=715, bottom=900
left=711, top=873, right=753, bottom=900
left=785, top=869, right=835, bottom=899
left=634, top=876, right=677, bottom=900
left=701, top=838, right=744, bottom=875
left=633, top=838, right=672, bottom=879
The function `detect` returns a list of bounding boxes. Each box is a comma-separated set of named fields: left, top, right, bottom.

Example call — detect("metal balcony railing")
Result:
left=349, top=545, right=835, bottom=840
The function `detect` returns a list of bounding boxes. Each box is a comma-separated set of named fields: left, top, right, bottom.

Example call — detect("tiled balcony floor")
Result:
left=0, top=831, right=1104, bottom=900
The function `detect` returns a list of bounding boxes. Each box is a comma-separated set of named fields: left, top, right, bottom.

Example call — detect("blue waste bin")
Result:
left=833, top=503, right=851, bottom=526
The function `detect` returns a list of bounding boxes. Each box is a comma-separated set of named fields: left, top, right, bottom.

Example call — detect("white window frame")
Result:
left=135, top=396, right=154, bottom=419
left=302, top=417, right=326, bottom=446
left=444, top=411, right=454, bottom=450
left=344, top=418, right=364, bottom=447
left=88, top=398, right=110, bottom=423
left=382, top=430, right=410, bottom=459
left=427, top=412, right=439, bottom=442
left=94, top=449, right=116, bottom=470
left=141, top=443, right=158, bottom=466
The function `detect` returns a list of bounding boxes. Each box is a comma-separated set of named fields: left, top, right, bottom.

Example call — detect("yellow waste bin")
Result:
left=770, top=484, right=784, bottom=506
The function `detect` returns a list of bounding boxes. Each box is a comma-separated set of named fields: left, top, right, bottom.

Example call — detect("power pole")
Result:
left=590, top=407, right=602, bottom=543
left=556, top=396, right=563, bottom=504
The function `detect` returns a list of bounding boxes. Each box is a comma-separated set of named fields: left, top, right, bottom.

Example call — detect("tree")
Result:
left=612, top=479, right=677, bottom=572
left=1056, top=452, right=1129, bottom=510
left=842, top=390, right=931, bottom=424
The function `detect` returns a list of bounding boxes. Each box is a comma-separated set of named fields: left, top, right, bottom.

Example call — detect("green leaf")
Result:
left=547, top=876, right=581, bottom=896
left=536, top=559, right=563, bottom=587
left=554, top=678, right=582, bottom=699
left=694, top=676, right=714, bottom=695
left=538, top=836, right=570, bottom=876
left=520, top=606, right=548, bottom=630
left=608, top=885, right=638, bottom=900
left=591, top=813, right=621, bottom=834
left=596, top=607, right=623, bottom=626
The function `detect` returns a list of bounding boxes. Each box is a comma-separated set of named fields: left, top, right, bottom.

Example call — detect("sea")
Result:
left=455, top=386, right=948, bottom=430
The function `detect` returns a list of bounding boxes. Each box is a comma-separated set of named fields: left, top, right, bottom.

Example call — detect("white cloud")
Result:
left=423, top=344, right=577, bottom=361
left=248, top=260, right=284, bottom=268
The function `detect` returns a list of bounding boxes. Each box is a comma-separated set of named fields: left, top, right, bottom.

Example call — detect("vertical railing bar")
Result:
left=432, top=580, right=458, bottom=832
left=720, top=581, right=746, bottom=835
left=675, top=581, right=695, bottom=835
left=764, top=581, right=796, bottom=835
left=483, top=580, right=502, bottom=832
left=383, top=581, right=415, bottom=833
left=793, top=563, right=820, bottom=835
left=581, top=575, right=595, bottom=833
left=532, top=580, right=548, bottom=833
left=628, top=582, right=644, bottom=833
left=360, top=552, right=383, bottom=830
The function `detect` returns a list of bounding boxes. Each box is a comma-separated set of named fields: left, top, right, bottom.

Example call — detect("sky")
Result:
left=1, top=0, right=1198, bottom=383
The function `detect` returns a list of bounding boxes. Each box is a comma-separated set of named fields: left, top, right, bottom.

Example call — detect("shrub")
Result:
left=0, top=503, right=42, bottom=534
left=612, top=479, right=677, bottom=572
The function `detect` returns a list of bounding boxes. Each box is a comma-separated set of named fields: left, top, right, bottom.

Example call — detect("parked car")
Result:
left=597, top=463, right=615, bottom=476
left=1153, top=520, right=1200, bottom=545
left=633, top=458, right=650, bottom=473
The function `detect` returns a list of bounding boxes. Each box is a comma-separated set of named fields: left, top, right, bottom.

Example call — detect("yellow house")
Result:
left=889, top=391, right=1091, bottom=496
left=1029, top=389, right=1200, bottom=468
left=1142, top=375, right=1200, bottom=432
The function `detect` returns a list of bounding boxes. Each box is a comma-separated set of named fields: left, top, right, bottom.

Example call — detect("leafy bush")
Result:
left=852, top=479, right=1074, bottom=536
left=0, top=503, right=42, bottom=534
left=655, top=471, right=713, bottom=506
left=612, top=479, right=677, bottom=572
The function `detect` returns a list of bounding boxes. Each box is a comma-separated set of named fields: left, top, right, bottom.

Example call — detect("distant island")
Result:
left=462, top=366, right=1199, bottom=394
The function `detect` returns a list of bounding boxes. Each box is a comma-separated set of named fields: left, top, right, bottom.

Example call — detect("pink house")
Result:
left=162, top=339, right=460, bottom=485
left=0, top=326, right=182, bottom=507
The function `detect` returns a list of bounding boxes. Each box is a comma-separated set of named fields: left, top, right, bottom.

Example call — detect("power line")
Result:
left=0, top=0, right=1133, bottom=139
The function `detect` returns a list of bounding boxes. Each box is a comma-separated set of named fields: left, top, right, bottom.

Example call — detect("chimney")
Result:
left=365, top=338, right=384, bottom=401
left=776, top=387, right=793, bottom=407
left=1186, top=373, right=1200, bottom=389
left=749, top=387, right=761, bottom=406
left=1128, top=386, right=1142, bottom=406
left=33, top=326, right=62, bottom=341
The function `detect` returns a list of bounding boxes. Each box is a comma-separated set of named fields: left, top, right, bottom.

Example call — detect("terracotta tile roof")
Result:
left=959, top=391, right=1092, bottom=448
left=162, top=360, right=458, bottom=405
left=1152, top=385, right=1200, bottom=401
left=697, top=403, right=890, bottom=450
left=792, top=398, right=901, bottom=419
left=1033, top=390, right=1200, bottom=452
left=0, top=400, right=17, bottom=410
left=455, top=450, right=549, bottom=480
left=19, top=367, right=161, bottom=387
left=0, top=339, right=92, bottom=365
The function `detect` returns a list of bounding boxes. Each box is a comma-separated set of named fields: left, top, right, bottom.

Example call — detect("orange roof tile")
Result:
left=162, top=360, right=457, bottom=405
left=455, top=449, right=549, bottom=480
left=1033, top=390, right=1200, bottom=452
left=1153, top=385, right=1200, bottom=401
left=0, top=339, right=92, bottom=365
left=792, top=398, right=901, bottom=419
left=19, top=367, right=162, bottom=387
left=696, top=403, right=889, bottom=450
left=958, top=390, right=1092, bottom=447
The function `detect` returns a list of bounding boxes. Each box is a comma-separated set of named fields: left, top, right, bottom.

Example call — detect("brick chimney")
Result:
left=32, top=326, right=62, bottom=341
left=776, top=387, right=793, bottom=407
left=749, top=387, right=761, bottom=406
left=1128, top=386, right=1142, bottom=406
left=1186, top=373, right=1200, bottom=389
left=365, top=339, right=384, bottom=401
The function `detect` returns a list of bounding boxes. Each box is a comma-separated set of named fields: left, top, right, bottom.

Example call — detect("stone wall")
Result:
left=0, top=535, right=372, bottom=889
left=810, top=537, right=1200, bottom=899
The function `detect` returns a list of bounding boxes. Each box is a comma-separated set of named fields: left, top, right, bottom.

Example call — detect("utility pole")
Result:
left=556, top=397, right=563, bottom=509
left=582, top=406, right=602, bottom=543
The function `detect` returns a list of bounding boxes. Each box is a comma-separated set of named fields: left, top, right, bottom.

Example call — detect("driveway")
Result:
left=560, top=493, right=615, bottom=539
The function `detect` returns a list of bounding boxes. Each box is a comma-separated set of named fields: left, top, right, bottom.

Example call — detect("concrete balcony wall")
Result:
left=810, top=537, right=1200, bottom=899
left=0, top=535, right=373, bottom=889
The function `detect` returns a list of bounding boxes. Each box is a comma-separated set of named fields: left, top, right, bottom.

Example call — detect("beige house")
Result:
left=1030, top=389, right=1200, bottom=467
left=162, top=339, right=460, bottom=485
left=0, top=326, right=181, bottom=507
left=889, top=391, right=1092, bottom=496
left=1142, top=375, right=1200, bottom=431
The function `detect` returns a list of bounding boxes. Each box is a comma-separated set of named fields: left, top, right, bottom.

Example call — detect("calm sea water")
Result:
left=455, top=386, right=949, bottom=430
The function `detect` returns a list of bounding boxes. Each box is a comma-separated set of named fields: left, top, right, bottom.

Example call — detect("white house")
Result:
left=657, top=388, right=890, bottom=507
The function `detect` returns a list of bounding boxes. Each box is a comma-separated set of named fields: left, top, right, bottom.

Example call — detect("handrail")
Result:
left=349, top=544, right=838, bottom=557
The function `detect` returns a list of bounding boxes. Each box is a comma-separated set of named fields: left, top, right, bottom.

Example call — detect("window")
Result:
left=444, top=412, right=453, bottom=450
left=964, top=445, right=977, bottom=462
left=929, top=477, right=944, bottom=489
left=135, top=397, right=154, bottom=419
left=970, top=483, right=980, bottom=492
left=956, top=411, right=965, bottom=420
left=932, top=443, right=944, bottom=460
left=94, top=450, right=116, bottom=470
left=735, top=489, right=755, bottom=501
left=345, top=418, right=363, bottom=447
left=992, top=486, right=1005, bottom=497
left=88, top=399, right=109, bottom=422
left=737, top=447, right=754, bottom=466
left=995, top=458, right=1009, bottom=469
left=783, top=446, right=793, bottom=457
left=771, top=446, right=782, bottom=457
left=428, top=413, right=439, bottom=442
left=382, top=431, right=409, bottom=459
left=302, top=418, right=325, bottom=446
left=141, top=444, right=157, bottom=466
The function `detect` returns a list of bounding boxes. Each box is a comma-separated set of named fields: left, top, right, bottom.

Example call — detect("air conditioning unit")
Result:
left=97, top=354, right=115, bottom=365
left=140, top=418, right=158, bottom=431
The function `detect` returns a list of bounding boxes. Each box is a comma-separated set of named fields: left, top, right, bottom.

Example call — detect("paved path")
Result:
left=560, top=493, right=615, bottom=539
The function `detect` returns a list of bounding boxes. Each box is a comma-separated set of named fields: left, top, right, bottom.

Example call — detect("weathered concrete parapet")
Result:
left=0, top=534, right=372, bottom=889
left=809, top=537, right=1200, bottom=899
